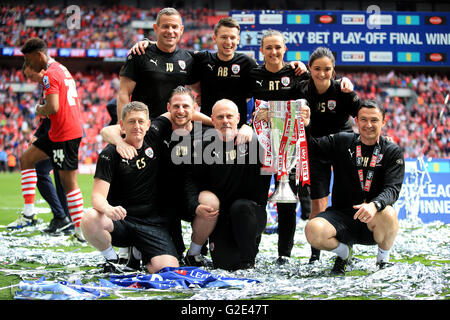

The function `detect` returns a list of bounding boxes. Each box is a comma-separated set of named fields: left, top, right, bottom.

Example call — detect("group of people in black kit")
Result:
left=80, top=7, right=405, bottom=276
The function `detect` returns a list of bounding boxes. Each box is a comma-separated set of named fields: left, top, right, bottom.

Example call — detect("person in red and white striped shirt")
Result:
left=8, top=38, right=85, bottom=242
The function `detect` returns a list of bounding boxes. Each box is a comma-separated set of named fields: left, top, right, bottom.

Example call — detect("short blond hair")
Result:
left=121, top=101, right=149, bottom=120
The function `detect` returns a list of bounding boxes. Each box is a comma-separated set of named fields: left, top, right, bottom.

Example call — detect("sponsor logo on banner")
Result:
left=369, top=51, right=393, bottom=62
left=425, top=16, right=446, bottom=25
left=341, top=14, right=365, bottom=25
left=341, top=51, right=365, bottom=62
left=287, top=14, right=310, bottom=24
left=2, top=47, right=13, bottom=56
left=13, top=48, right=24, bottom=56
left=70, top=49, right=86, bottom=57
left=98, top=49, right=114, bottom=57
left=398, top=52, right=420, bottom=62
left=425, top=53, right=447, bottom=62
left=47, top=48, right=58, bottom=57
left=315, top=14, right=337, bottom=24
left=397, top=15, right=420, bottom=25
left=231, top=13, right=255, bottom=24
left=59, top=48, right=71, bottom=57
left=115, top=49, right=129, bottom=58
left=286, top=51, right=309, bottom=61
left=259, top=14, right=283, bottom=24
left=367, top=14, right=392, bottom=26
left=87, top=49, right=99, bottom=58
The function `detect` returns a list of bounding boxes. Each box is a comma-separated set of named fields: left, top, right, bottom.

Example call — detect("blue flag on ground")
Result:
left=13, top=267, right=259, bottom=299
left=14, top=277, right=112, bottom=300
left=109, top=267, right=260, bottom=289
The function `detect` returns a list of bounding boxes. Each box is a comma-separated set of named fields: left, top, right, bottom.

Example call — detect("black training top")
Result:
left=94, top=119, right=170, bottom=217
left=152, top=116, right=213, bottom=218
left=192, top=51, right=257, bottom=126
left=248, top=64, right=309, bottom=102
left=120, top=44, right=196, bottom=119
left=295, top=79, right=360, bottom=137
left=307, top=129, right=405, bottom=215
left=185, top=133, right=270, bottom=218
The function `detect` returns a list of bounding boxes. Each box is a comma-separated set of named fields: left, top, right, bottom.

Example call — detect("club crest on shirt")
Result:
left=231, top=64, right=240, bottom=74
left=43, top=75, right=50, bottom=89
left=377, top=154, right=384, bottom=163
left=145, top=147, right=154, bottom=158
left=178, top=60, right=186, bottom=70
left=281, top=76, right=290, bottom=87
left=327, top=100, right=336, bottom=111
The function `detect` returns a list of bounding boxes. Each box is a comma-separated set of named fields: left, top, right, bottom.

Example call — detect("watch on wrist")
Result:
left=373, top=201, right=382, bottom=212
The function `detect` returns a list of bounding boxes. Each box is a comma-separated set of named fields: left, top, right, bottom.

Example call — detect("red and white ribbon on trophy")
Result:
left=296, top=104, right=310, bottom=186
left=253, top=99, right=273, bottom=170
left=277, top=101, right=293, bottom=181
left=279, top=100, right=310, bottom=186
left=253, top=99, right=310, bottom=186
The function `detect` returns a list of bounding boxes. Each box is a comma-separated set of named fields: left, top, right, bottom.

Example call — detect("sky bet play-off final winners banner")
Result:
left=231, top=9, right=450, bottom=224
left=231, top=9, right=450, bottom=67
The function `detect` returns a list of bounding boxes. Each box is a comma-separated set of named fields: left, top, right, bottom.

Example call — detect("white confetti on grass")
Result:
left=0, top=217, right=448, bottom=300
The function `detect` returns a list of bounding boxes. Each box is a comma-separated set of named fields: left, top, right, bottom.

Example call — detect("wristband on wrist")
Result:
left=373, top=201, right=383, bottom=212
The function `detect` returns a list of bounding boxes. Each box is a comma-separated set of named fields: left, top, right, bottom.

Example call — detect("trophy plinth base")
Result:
left=269, top=180, right=298, bottom=203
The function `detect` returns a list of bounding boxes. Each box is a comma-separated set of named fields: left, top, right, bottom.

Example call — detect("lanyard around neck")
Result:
left=355, top=138, right=380, bottom=193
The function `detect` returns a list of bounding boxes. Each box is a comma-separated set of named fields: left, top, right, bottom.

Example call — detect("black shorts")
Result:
left=111, top=215, right=178, bottom=265
left=33, top=132, right=81, bottom=171
left=165, top=203, right=194, bottom=223
left=309, top=153, right=332, bottom=200
left=209, top=199, right=266, bottom=270
left=317, top=208, right=376, bottom=246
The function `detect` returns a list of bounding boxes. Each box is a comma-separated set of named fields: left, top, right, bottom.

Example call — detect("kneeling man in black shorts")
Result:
left=81, top=102, right=178, bottom=273
left=185, top=99, right=270, bottom=270
left=302, top=100, right=405, bottom=275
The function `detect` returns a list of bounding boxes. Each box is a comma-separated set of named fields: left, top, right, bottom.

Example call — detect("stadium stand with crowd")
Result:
left=0, top=3, right=448, bottom=172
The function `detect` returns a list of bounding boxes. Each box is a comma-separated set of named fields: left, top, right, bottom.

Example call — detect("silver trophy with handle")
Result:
left=268, top=99, right=307, bottom=203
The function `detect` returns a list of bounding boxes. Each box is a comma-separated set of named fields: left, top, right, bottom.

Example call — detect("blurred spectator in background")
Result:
left=0, top=147, right=7, bottom=172
left=7, top=151, right=16, bottom=172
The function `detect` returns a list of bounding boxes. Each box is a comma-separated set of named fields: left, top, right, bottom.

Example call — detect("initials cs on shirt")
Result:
left=136, top=157, right=146, bottom=169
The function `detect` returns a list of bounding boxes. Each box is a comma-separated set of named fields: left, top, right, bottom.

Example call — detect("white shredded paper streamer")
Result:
left=0, top=214, right=448, bottom=300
